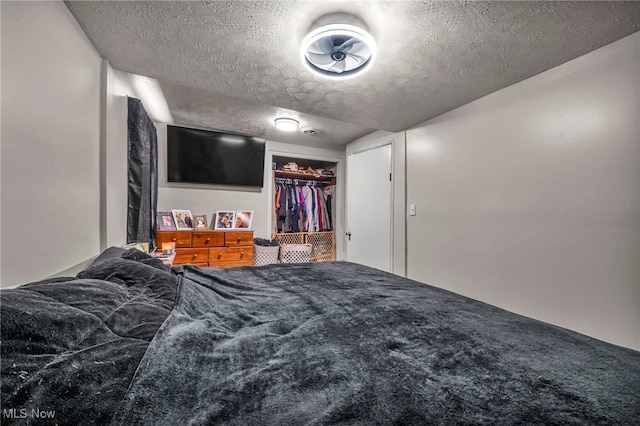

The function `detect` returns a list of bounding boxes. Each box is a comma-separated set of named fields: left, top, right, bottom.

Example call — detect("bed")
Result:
left=2, top=249, right=639, bottom=425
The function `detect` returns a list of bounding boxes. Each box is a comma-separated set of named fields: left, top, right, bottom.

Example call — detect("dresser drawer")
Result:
left=209, top=246, right=253, bottom=263
left=192, top=231, right=224, bottom=248
left=224, top=231, right=253, bottom=247
left=157, top=231, right=192, bottom=248
left=209, top=260, right=254, bottom=268
left=174, top=248, right=208, bottom=265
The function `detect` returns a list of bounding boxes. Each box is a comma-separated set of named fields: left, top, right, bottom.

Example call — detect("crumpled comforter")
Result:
left=1, top=250, right=177, bottom=425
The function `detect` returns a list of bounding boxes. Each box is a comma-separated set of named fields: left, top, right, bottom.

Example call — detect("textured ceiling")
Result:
left=65, top=1, right=640, bottom=147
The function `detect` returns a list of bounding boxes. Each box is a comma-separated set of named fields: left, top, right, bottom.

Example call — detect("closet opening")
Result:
left=272, top=155, right=338, bottom=262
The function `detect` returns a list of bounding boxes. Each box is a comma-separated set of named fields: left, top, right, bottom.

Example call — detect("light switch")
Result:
left=409, top=204, right=416, bottom=216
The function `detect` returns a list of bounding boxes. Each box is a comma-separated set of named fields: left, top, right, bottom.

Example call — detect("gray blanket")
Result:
left=113, top=262, right=640, bottom=425
left=1, top=250, right=178, bottom=425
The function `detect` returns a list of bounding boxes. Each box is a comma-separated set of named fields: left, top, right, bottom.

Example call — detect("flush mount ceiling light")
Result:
left=274, top=117, right=299, bottom=131
left=300, top=18, right=377, bottom=80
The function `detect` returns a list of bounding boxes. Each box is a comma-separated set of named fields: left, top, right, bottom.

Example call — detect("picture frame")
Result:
left=234, top=211, right=253, bottom=229
left=172, top=209, right=194, bottom=230
left=157, top=211, right=176, bottom=230
left=214, top=211, right=236, bottom=230
left=193, top=213, right=208, bottom=230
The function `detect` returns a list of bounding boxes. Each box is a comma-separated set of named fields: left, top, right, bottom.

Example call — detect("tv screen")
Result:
left=167, top=125, right=266, bottom=187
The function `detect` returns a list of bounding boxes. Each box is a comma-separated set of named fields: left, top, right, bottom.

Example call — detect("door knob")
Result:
left=346, top=231, right=352, bottom=241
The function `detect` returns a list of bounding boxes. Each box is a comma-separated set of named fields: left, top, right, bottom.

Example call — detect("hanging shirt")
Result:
left=302, top=185, right=314, bottom=232
left=325, top=192, right=332, bottom=230
left=277, top=184, right=287, bottom=233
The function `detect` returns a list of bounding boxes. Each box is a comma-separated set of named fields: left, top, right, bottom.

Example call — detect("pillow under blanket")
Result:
left=1, top=251, right=178, bottom=425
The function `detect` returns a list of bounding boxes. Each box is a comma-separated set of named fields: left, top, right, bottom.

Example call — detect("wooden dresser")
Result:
left=156, top=230, right=254, bottom=268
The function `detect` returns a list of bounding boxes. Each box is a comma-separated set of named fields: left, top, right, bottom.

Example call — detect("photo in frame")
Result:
left=193, top=213, right=208, bottom=230
left=157, top=211, right=176, bottom=230
left=214, top=211, right=236, bottom=229
left=234, top=211, right=253, bottom=229
left=172, top=209, right=194, bottom=230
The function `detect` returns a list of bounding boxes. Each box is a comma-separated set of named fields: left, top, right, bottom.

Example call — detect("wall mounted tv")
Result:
left=167, top=125, right=266, bottom=187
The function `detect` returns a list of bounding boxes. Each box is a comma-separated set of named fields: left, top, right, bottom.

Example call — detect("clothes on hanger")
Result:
left=275, top=179, right=332, bottom=233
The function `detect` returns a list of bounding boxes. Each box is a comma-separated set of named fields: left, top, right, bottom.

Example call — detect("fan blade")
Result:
left=336, top=37, right=359, bottom=50
left=315, top=61, right=339, bottom=72
left=346, top=41, right=371, bottom=58
left=307, top=37, right=334, bottom=55
left=344, top=55, right=362, bottom=70
left=306, top=52, right=336, bottom=66
left=329, top=60, right=347, bottom=73
left=346, top=53, right=370, bottom=65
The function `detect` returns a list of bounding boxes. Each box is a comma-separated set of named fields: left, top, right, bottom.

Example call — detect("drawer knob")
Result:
left=218, top=252, right=222, bottom=258
left=240, top=251, right=244, bottom=257
left=193, top=253, right=198, bottom=257
left=237, top=238, right=241, bottom=243
left=205, top=237, right=210, bottom=242
left=172, top=238, right=176, bottom=242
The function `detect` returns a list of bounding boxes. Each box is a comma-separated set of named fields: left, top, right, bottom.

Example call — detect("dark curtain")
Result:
left=127, top=97, right=158, bottom=249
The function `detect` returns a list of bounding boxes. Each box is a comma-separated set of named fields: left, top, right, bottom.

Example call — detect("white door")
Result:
left=346, top=144, right=392, bottom=272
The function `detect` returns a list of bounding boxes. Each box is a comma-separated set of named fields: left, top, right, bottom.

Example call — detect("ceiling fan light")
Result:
left=300, top=23, right=377, bottom=80
left=274, top=117, right=299, bottom=131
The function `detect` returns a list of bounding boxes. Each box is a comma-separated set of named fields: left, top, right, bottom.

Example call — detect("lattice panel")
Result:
left=307, top=232, right=335, bottom=262
left=272, top=233, right=306, bottom=246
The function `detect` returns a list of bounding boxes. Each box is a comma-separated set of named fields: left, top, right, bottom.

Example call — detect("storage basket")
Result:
left=253, top=244, right=280, bottom=266
left=279, top=243, right=312, bottom=264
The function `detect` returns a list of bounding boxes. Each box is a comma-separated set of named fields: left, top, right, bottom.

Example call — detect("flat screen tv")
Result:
left=167, top=125, right=266, bottom=187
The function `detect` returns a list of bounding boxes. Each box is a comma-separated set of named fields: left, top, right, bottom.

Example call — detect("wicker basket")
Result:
left=253, top=244, right=280, bottom=266
left=272, top=232, right=335, bottom=262
left=279, top=243, right=312, bottom=264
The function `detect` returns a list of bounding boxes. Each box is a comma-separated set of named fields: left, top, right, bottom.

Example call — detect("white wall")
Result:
left=103, top=68, right=135, bottom=248
left=156, top=122, right=345, bottom=253
left=1, top=1, right=103, bottom=287
left=406, top=32, right=640, bottom=350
